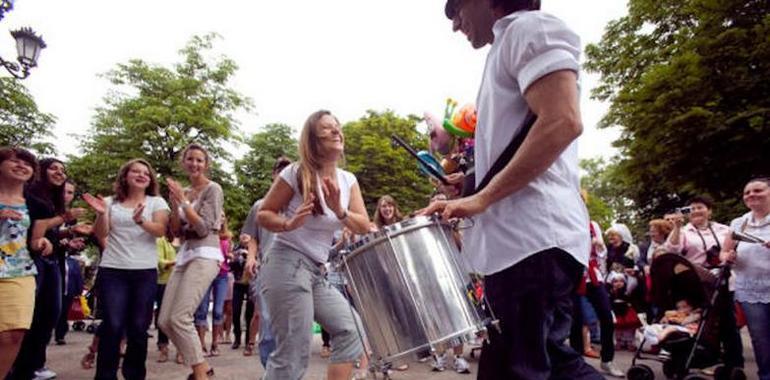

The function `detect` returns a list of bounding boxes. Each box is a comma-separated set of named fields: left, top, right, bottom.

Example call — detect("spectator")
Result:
left=721, top=177, right=770, bottom=380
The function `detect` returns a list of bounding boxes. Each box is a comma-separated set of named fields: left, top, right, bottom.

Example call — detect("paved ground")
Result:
left=46, top=327, right=758, bottom=379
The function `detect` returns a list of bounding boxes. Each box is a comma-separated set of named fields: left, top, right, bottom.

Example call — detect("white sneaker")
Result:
left=431, top=353, right=447, bottom=372
left=33, top=367, right=57, bottom=380
left=600, top=361, right=625, bottom=378
left=453, top=356, right=471, bottom=374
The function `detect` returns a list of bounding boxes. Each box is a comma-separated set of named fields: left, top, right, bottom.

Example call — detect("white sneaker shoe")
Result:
left=33, top=367, right=57, bottom=380
left=431, top=353, right=447, bottom=372
left=453, top=356, right=471, bottom=374
left=600, top=361, right=625, bottom=378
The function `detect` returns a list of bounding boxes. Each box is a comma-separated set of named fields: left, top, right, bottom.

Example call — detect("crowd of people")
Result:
left=2, top=2, right=769, bottom=380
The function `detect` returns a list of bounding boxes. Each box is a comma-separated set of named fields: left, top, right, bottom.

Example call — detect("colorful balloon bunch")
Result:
left=419, top=98, right=477, bottom=191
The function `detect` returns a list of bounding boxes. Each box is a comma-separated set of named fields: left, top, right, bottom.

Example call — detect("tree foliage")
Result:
left=342, top=110, right=434, bottom=216
left=585, top=0, right=770, bottom=223
left=67, top=34, right=252, bottom=224
left=232, top=123, right=299, bottom=227
left=0, top=78, right=56, bottom=154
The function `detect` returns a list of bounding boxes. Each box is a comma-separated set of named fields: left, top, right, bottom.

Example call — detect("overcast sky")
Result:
left=4, top=0, right=627, bottom=160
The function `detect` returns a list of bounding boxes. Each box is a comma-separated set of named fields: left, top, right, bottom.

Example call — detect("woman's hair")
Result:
left=181, top=143, right=211, bottom=166
left=297, top=110, right=341, bottom=215
left=219, top=213, right=232, bottom=239
left=649, top=219, right=673, bottom=238
left=747, top=176, right=770, bottom=187
left=0, top=147, right=38, bottom=181
left=28, top=157, right=66, bottom=214
left=113, top=159, right=160, bottom=202
left=687, top=195, right=714, bottom=209
left=374, top=195, right=403, bottom=228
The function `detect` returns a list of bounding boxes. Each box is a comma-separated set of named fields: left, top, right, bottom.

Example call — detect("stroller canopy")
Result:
left=649, top=253, right=717, bottom=313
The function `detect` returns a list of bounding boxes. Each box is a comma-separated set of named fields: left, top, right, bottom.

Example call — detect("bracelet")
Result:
left=337, top=210, right=348, bottom=221
left=181, top=200, right=192, bottom=209
left=135, top=219, right=144, bottom=226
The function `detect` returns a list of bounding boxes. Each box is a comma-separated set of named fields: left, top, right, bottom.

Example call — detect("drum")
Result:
left=339, top=215, right=489, bottom=366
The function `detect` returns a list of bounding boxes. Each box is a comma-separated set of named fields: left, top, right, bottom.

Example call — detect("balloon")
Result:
left=453, top=104, right=477, bottom=134
left=424, top=112, right=454, bottom=155
left=416, top=150, right=445, bottom=179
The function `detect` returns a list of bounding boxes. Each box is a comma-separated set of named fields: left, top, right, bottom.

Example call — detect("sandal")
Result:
left=186, top=367, right=214, bottom=380
left=243, top=342, right=255, bottom=356
left=158, top=346, right=169, bottom=363
left=81, top=347, right=96, bottom=369
left=209, top=346, right=220, bottom=357
left=176, top=352, right=185, bottom=364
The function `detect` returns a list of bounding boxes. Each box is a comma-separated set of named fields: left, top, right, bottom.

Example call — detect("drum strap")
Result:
left=465, top=112, right=537, bottom=196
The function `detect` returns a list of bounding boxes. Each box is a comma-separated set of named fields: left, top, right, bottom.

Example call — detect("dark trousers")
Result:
left=718, top=289, right=744, bottom=368
left=570, top=282, right=615, bottom=363
left=478, top=249, right=603, bottom=380
left=55, top=294, right=75, bottom=341
left=232, top=282, right=254, bottom=344
left=155, top=283, right=169, bottom=347
left=95, top=268, right=157, bottom=380
left=9, top=256, right=62, bottom=380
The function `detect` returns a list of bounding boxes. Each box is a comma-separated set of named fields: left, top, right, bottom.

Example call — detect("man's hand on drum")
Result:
left=419, top=193, right=488, bottom=220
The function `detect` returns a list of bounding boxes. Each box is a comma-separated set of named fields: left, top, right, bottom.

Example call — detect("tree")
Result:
left=232, top=123, right=299, bottom=228
left=580, top=158, right=641, bottom=235
left=0, top=78, right=56, bottom=154
left=342, top=110, right=435, bottom=215
left=67, top=33, right=252, bottom=223
left=585, top=0, right=770, bottom=223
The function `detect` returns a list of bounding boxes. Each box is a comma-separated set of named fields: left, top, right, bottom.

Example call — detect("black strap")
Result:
left=694, top=222, right=722, bottom=252
left=465, top=112, right=537, bottom=196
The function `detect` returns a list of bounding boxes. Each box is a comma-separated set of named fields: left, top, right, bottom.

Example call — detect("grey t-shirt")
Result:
left=242, top=199, right=275, bottom=260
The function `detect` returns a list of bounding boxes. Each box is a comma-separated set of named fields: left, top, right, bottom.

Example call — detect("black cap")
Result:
left=445, top=0, right=459, bottom=19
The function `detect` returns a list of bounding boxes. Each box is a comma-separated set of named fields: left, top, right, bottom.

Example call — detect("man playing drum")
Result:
left=423, top=0, right=603, bottom=378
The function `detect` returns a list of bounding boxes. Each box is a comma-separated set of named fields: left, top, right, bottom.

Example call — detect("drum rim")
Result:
left=369, top=323, right=488, bottom=365
left=342, top=214, right=447, bottom=261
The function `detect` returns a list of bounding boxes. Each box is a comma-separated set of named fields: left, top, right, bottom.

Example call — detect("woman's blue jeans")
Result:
left=741, top=301, right=770, bottom=380
left=195, top=272, right=228, bottom=326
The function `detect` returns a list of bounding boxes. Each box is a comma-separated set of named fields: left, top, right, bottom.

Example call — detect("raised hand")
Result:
left=166, top=178, right=187, bottom=205
left=82, top=193, right=107, bottom=215
left=33, top=237, right=53, bottom=256
left=67, top=237, right=87, bottom=251
left=72, top=223, right=94, bottom=236
left=321, top=176, right=343, bottom=217
left=132, top=203, right=146, bottom=224
left=0, top=209, right=23, bottom=221
left=285, top=193, right=315, bottom=231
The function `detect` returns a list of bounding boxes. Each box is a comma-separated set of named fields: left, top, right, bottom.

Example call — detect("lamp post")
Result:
left=0, top=0, right=46, bottom=80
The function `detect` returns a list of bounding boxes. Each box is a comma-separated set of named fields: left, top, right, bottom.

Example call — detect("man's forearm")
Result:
left=476, top=116, right=581, bottom=208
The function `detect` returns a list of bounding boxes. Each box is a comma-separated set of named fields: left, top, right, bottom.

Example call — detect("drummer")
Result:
left=423, top=1, right=601, bottom=379
left=257, top=110, right=370, bottom=380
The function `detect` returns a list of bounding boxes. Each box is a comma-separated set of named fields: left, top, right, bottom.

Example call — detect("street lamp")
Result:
left=0, top=0, right=46, bottom=80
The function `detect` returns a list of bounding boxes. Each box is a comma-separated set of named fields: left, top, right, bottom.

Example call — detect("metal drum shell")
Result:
left=341, top=216, right=485, bottom=364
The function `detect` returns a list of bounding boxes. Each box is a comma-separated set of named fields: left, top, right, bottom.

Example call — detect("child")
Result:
left=642, top=298, right=701, bottom=346
left=607, top=272, right=642, bottom=351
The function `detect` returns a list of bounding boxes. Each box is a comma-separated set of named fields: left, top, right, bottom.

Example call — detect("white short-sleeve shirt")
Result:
left=273, top=164, right=357, bottom=264
left=100, top=195, right=170, bottom=270
left=466, top=11, right=589, bottom=275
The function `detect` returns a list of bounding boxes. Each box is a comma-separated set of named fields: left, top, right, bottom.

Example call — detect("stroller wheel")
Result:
left=682, top=374, right=708, bottom=380
left=86, top=324, right=96, bottom=334
left=627, top=364, right=654, bottom=380
left=72, top=321, right=85, bottom=331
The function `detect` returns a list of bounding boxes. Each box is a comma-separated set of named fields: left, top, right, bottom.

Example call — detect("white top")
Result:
left=273, top=163, right=356, bottom=264
left=730, top=212, right=770, bottom=303
left=466, top=10, right=589, bottom=275
left=100, top=196, right=170, bottom=270
left=175, top=196, right=223, bottom=267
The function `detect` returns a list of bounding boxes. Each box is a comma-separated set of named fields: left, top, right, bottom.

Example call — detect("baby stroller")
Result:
left=71, top=287, right=101, bottom=333
left=626, top=254, right=745, bottom=380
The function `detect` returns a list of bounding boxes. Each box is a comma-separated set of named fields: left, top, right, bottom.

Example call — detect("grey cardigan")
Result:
left=180, top=181, right=224, bottom=251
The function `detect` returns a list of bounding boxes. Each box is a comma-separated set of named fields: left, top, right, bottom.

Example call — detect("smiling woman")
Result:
left=82, top=158, right=170, bottom=380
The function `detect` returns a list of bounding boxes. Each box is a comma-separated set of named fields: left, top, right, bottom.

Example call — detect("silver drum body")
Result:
left=341, top=215, right=486, bottom=364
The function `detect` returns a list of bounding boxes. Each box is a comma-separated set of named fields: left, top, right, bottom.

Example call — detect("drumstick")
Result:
left=391, top=134, right=450, bottom=186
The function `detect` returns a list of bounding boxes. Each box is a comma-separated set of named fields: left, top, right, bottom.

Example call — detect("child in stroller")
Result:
left=627, top=253, right=745, bottom=380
